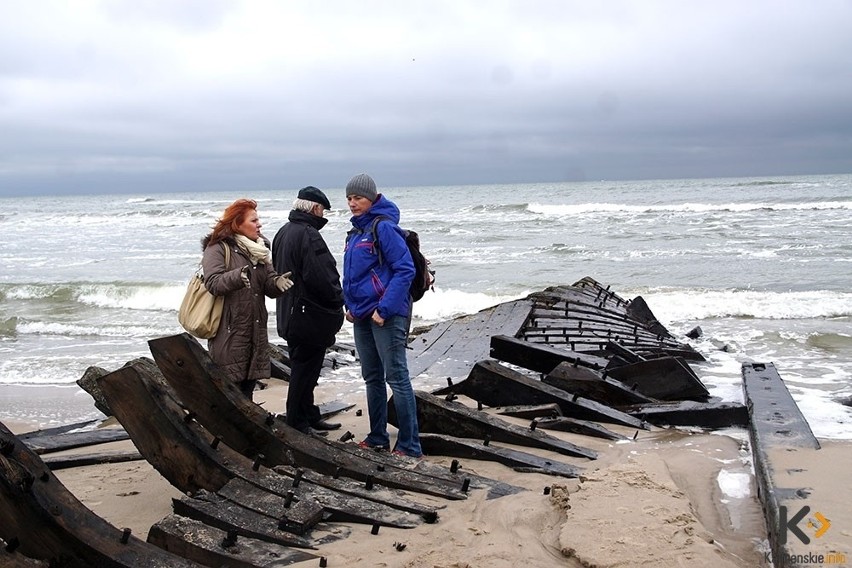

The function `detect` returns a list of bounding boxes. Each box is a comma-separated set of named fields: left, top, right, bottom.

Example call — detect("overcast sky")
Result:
left=2, top=1, right=852, bottom=197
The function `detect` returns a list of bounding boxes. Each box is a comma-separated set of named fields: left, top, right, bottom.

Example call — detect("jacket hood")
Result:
left=349, top=194, right=400, bottom=230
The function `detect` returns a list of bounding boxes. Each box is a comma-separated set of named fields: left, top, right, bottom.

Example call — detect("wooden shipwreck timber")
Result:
left=1, top=277, right=816, bottom=567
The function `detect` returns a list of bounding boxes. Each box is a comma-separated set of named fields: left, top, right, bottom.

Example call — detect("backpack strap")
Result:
left=369, top=215, right=390, bottom=266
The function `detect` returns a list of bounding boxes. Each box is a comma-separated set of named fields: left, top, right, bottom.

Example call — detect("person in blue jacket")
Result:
left=342, top=173, right=422, bottom=458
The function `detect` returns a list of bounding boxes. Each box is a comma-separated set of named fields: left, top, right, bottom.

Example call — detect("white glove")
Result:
left=240, top=266, right=251, bottom=288
left=276, top=272, right=294, bottom=292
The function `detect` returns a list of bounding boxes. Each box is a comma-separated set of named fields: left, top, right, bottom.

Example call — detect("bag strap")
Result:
left=369, top=215, right=390, bottom=266
left=222, top=242, right=230, bottom=267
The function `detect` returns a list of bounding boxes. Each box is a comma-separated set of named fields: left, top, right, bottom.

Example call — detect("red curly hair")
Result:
left=203, top=198, right=258, bottom=248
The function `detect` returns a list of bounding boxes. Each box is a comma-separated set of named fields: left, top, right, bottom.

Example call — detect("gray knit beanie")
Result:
left=345, top=173, right=378, bottom=202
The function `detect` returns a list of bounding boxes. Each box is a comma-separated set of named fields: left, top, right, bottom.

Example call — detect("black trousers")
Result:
left=285, top=342, right=326, bottom=431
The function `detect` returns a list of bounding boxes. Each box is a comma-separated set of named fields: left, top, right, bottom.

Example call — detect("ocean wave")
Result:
left=639, top=288, right=852, bottom=321
left=731, top=180, right=794, bottom=187
left=527, top=201, right=851, bottom=217
left=806, top=332, right=852, bottom=352
left=2, top=282, right=185, bottom=312
left=15, top=320, right=163, bottom=338
left=0, top=317, right=17, bottom=337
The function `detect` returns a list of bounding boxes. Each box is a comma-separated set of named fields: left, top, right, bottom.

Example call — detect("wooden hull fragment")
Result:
left=491, top=334, right=610, bottom=373
left=622, top=400, right=748, bottom=429
left=418, top=433, right=582, bottom=478
left=0, top=421, right=201, bottom=567
left=442, top=359, right=648, bottom=429
left=533, top=417, right=628, bottom=440
left=605, top=357, right=710, bottom=401
left=393, top=390, right=598, bottom=460
left=543, top=361, right=657, bottom=406
left=98, top=362, right=438, bottom=528
left=147, top=514, right=319, bottom=568
left=147, top=333, right=497, bottom=500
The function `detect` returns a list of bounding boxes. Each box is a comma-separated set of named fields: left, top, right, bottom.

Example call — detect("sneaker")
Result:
left=357, top=439, right=390, bottom=451
left=392, top=450, right=423, bottom=459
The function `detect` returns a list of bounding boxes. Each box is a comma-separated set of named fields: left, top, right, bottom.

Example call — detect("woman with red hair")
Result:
left=201, top=198, right=293, bottom=399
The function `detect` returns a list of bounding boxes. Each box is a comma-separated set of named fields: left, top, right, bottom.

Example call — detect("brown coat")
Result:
left=201, top=237, right=284, bottom=384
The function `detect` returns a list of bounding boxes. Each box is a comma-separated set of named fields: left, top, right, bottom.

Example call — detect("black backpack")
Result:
left=352, top=216, right=435, bottom=302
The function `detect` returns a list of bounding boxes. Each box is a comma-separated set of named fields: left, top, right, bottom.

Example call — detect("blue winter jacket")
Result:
left=343, top=195, right=415, bottom=321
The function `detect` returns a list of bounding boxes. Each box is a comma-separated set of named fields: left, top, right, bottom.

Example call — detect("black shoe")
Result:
left=311, top=419, right=342, bottom=431
left=300, top=426, right=328, bottom=437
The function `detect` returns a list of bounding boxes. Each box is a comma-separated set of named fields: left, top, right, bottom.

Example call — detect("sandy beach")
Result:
left=5, top=377, right=788, bottom=568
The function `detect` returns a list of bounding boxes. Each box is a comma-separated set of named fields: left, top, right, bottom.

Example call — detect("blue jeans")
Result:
left=353, top=315, right=422, bottom=457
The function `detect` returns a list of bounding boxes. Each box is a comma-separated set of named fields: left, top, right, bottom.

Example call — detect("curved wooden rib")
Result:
left=0, top=421, right=201, bottom=567
left=97, top=362, right=432, bottom=530
left=147, top=333, right=483, bottom=500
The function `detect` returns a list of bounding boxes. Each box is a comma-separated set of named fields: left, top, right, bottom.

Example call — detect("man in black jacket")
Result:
left=272, top=186, right=344, bottom=435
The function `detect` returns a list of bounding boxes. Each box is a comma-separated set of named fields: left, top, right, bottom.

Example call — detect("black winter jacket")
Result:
left=271, top=210, right=343, bottom=343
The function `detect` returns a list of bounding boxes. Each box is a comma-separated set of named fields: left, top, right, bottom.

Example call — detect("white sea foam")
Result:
left=717, top=469, right=752, bottom=499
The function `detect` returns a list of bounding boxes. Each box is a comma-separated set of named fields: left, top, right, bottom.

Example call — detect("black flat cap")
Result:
left=297, top=186, right=331, bottom=210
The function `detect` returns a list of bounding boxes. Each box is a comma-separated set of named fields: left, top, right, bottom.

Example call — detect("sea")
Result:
left=1, top=173, right=851, bottom=439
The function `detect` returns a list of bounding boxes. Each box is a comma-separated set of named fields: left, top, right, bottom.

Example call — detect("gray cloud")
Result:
left=2, top=0, right=851, bottom=197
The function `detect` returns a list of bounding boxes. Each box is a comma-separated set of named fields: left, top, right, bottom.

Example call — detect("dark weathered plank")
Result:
left=394, top=390, right=597, bottom=459
left=265, top=463, right=440, bottom=523
left=622, top=400, right=748, bottom=429
left=0, top=542, right=49, bottom=567
left=605, top=357, right=709, bottom=401
left=16, top=420, right=103, bottom=440
left=22, top=428, right=130, bottom=455
left=218, top=476, right=424, bottom=529
left=490, top=334, right=610, bottom=374
left=418, top=434, right=582, bottom=478
left=741, top=362, right=822, bottom=568
left=533, top=417, right=628, bottom=440
left=42, top=450, right=144, bottom=470
left=171, top=492, right=316, bottom=548
left=442, top=360, right=648, bottom=429
left=216, top=479, right=324, bottom=535
left=147, top=514, right=319, bottom=567
left=543, top=361, right=657, bottom=406
left=407, top=300, right=534, bottom=379
left=0, top=421, right=201, bottom=567
left=493, top=404, right=563, bottom=419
